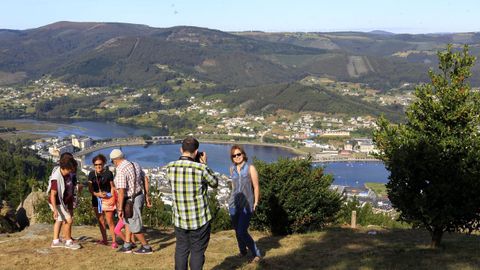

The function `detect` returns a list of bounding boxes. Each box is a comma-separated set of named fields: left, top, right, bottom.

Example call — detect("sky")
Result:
left=1, top=0, right=479, bottom=34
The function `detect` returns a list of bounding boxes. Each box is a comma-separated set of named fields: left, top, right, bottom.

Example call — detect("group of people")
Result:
left=47, top=137, right=261, bottom=269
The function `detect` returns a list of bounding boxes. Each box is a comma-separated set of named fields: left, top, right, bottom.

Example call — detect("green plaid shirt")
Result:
left=166, top=159, right=219, bottom=230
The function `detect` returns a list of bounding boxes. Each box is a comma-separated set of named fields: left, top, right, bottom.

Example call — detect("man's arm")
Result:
left=203, top=167, right=219, bottom=188
left=144, top=175, right=152, bottom=208
left=117, top=188, right=125, bottom=220
left=199, top=152, right=219, bottom=188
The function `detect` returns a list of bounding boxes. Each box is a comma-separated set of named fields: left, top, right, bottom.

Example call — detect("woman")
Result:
left=87, top=154, right=117, bottom=248
left=228, top=145, right=261, bottom=262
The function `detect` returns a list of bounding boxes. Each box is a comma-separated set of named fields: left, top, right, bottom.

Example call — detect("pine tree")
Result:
left=374, top=45, right=480, bottom=248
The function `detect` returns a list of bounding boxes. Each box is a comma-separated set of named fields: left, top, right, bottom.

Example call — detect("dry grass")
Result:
left=0, top=224, right=479, bottom=270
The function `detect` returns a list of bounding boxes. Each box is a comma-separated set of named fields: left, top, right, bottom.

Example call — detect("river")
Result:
left=18, top=119, right=390, bottom=186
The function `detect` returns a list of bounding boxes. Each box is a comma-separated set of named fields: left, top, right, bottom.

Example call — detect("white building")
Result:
left=48, top=144, right=74, bottom=158
left=72, top=135, right=93, bottom=149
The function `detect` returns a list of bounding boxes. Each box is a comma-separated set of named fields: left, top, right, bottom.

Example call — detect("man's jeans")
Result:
left=174, top=222, right=211, bottom=270
left=229, top=207, right=260, bottom=257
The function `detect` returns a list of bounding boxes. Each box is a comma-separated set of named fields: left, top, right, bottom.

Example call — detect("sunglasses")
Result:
left=94, top=163, right=104, bottom=167
left=231, top=153, right=243, bottom=158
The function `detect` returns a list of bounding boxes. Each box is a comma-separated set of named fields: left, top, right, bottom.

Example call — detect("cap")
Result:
left=109, top=149, right=124, bottom=160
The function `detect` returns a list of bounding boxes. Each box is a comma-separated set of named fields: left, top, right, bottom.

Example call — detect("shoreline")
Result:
left=198, top=139, right=307, bottom=156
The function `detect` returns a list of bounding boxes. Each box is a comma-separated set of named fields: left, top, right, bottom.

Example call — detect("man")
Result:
left=110, top=148, right=152, bottom=254
left=166, top=137, right=219, bottom=270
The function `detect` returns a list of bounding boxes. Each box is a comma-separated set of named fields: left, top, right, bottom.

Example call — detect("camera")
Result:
left=194, top=151, right=204, bottom=163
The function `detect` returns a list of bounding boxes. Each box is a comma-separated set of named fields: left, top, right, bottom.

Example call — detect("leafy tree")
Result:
left=373, top=45, right=480, bottom=248
left=251, top=157, right=342, bottom=235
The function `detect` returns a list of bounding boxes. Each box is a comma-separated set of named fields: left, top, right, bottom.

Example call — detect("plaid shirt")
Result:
left=114, top=160, right=144, bottom=197
left=166, top=159, right=219, bottom=230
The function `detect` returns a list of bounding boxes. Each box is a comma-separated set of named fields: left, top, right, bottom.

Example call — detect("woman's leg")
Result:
left=237, top=208, right=259, bottom=257
left=94, top=208, right=107, bottom=242
left=230, top=208, right=247, bottom=255
left=105, top=211, right=116, bottom=244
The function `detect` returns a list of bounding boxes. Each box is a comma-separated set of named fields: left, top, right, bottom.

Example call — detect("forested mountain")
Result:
left=1, top=21, right=479, bottom=90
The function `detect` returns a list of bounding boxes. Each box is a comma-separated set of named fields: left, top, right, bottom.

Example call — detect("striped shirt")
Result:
left=114, top=160, right=144, bottom=197
left=166, top=159, right=219, bottom=230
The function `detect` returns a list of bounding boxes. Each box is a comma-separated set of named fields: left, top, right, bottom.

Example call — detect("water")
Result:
left=17, top=119, right=390, bottom=186
left=18, top=119, right=162, bottom=139
left=316, top=161, right=390, bottom=187
left=84, top=143, right=298, bottom=175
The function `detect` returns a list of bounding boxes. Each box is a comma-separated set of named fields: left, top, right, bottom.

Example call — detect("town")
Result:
left=27, top=133, right=393, bottom=213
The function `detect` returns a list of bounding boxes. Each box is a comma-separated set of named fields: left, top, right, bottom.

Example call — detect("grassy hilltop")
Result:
left=1, top=224, right=478, bottom=270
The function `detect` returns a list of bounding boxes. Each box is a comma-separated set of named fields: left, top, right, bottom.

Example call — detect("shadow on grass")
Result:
left=253, top=227, right=480, bottom=270
left=211, top=234, right=283, bottom=270
left=144, top=227, right=176, bottom=251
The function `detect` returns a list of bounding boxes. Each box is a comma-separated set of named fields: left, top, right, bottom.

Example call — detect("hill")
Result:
left=1, top=224, right=478, bottom=269
left=222, top=82, right=403, bottom=120
left=1, top=22, right=480, bottom=90
left=0, top=22, right=318, bottom=88
left=235, top=31, right=480, bottom=88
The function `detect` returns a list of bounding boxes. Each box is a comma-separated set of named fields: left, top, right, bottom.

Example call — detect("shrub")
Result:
left=208, top=190, right=232, bottom=232
left=142, top=194, right=172, bottom=229
left=251, top=157, right=342, bottom=235
left=35, top=189, right=97, bottom=225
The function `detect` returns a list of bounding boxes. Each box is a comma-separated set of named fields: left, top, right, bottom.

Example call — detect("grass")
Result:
left=365, top=182, right=388, bottom=197
left=0, top=225, right=479, bottom=270
left=0, top=119, right=61, bottom=141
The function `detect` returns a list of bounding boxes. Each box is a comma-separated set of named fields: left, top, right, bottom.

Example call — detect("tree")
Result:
left=373, top=45, right=480, bottom=248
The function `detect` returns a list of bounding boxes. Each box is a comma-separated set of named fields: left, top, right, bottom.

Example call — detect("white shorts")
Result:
left=49, top=204, right=72, bottom=222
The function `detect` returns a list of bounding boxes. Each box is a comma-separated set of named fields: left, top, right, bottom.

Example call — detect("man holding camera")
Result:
left=166, top=137, right=219, bottom=270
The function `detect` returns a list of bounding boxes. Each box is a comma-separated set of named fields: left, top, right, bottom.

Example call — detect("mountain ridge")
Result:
left=1, top=21, right=479, bottom=89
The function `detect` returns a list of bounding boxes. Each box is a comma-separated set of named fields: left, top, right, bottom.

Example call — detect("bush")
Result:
left=142, top=194, right=172, bottom=229
left=35, top=189, right=97, bottom=226
left=208, top=190, right=232, bottom=232
left=251, top=157, right=342, bottom=235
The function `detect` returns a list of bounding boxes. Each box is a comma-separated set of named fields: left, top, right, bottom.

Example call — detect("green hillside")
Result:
left=223, top=82, right=403, bottom=120
left=1, top=22, right=480, bottom=89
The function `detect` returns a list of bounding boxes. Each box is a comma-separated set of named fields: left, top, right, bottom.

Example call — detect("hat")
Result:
left=109, top=149, right=125, bottom=160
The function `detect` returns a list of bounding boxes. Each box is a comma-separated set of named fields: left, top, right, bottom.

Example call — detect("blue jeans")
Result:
left=229, top=207, right=260, bottom=257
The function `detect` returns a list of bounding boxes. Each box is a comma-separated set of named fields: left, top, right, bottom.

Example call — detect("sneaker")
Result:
left=111, top=242, right=119, bottom=249
left=131, top=242, right=137, bottom=249
left=133, top=245, right=153, bottom=255
left=64, top=241, right=81, bottom=250
left=117, top=245, right=133, bottom=253
left=51, top=241, right=64, bottom=248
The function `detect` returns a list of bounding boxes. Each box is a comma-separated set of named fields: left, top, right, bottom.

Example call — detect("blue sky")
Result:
left=1, top=0, right=479, bottom=33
